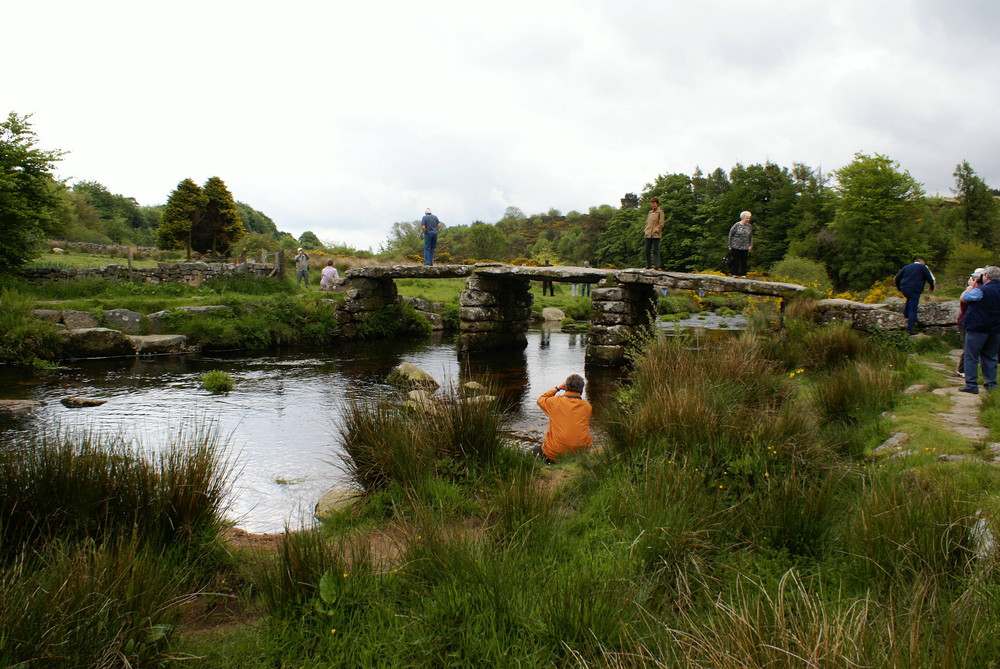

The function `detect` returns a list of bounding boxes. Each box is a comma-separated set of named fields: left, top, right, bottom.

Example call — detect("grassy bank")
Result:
left=169, top=321, right=1000, bottom=667
left=0, top=427, right=233, bottom=667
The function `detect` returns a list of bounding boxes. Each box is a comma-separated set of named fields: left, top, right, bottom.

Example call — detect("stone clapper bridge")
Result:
left=337, top=264, right=805, bottom=366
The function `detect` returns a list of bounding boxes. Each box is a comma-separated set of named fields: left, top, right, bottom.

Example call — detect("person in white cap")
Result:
left=420, top=207, right=442, bottom=265
left=957, top=268, right=986, bottom=376
left=295, top=247, right=310, bottom=288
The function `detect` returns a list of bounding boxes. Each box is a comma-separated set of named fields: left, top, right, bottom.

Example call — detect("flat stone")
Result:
left=59, top=327, right=136, bottom=358
left=937, top=454, right=980, bottom=463
left=61, top=309, right=99, bottom=330
left=175, top=305, right=230, bottom=315
left=874, top=432, right=910, bottom=455
left=0, top=399, right=41, bottom=414
left=61, top=397, right=107, bottom=408
left=31, top=309, right=62, bottom=323
left=904, top=384, right=928, bottom=394
left=104, top=308, right=142, bottom=334
left=954, top=426, right=991, bottom=440
left=128, top=334, right=188, bottom=354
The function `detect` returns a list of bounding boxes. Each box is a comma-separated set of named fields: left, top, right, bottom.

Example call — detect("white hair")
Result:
left=985, top=266, right=1000, bottom=281
left=740, top=210, right=752, bottom=220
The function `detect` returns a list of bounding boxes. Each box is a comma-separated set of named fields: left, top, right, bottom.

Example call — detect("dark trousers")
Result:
left=730, top=248, right=748, bottom=276
left=644, top=237, right=661, bottom=269
left=581, top=282, right=591, bottom=297
left=542, top=280, right=554, bottom=296
left=902, top=293, right=921, bottom=332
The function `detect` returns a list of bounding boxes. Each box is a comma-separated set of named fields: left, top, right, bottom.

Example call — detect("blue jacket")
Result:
left=421, top=214, right=440, bottom=234
left=962, top=281, right=1000, bottom=333
left=894, top=262, right=935, bottom=295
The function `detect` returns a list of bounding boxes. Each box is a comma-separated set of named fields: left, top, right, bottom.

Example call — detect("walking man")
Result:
left=894, top=258, right=935, bottom=333
left=960, top=265, right=1000, bottom=394
left=421, top=208, right=441, bottom=265
left=295, top=248, right=310, bottom=288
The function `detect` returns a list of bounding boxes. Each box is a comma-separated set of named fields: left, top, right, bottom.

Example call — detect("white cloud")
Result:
left=3, top=0, right=996, bottom=250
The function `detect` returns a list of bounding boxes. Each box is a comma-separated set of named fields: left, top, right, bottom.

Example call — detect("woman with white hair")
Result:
left=727, top=211, right=753, bottom=277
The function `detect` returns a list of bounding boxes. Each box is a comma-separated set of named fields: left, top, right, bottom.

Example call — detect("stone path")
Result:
left=929, top=349, right=990, bottom=442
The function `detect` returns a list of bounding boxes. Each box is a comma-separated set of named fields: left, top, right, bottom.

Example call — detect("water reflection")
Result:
left=0, top=327, right=622, bottom=533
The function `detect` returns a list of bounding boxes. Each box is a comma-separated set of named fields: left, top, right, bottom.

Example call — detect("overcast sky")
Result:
left=5, top=0, right=998, bottom=251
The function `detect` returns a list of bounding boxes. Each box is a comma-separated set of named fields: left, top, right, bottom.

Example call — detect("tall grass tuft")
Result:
left=0, top=426, right=233, bottom=559
left=0, top=535, right=184, bottom=668
left=339, top=386, right=511, bottom=494
left=838, top=469, right=980, bottom=590
left=0, top=287, right=63, bottom=364
left=810, top=360, right=900, bottom=428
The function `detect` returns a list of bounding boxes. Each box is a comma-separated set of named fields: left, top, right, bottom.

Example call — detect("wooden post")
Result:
left=261, top=249, right=266, bottom=263
left=128, top=247, right=133, bottom=281
left=277, top=250, right=285, bottom=279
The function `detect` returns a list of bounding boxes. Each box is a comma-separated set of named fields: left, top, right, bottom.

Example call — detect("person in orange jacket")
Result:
left=531, top=374, right=593, bottom=463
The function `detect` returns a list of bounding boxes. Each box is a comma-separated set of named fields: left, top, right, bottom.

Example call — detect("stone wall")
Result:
left=585, top=280, right=658, bottom=366
left=457, top=275, right=533, bottom=352
left=22, top=261, right=276, bottom=286
left=815, top=299, right=960, bottom=333
left=335, top=276, right=400, bottom=338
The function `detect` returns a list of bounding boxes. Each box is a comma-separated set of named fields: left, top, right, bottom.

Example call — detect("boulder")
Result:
left=103, top=308, right=142, bottom=334
left=0, top=400, right=41, bottom=414
left=61, top=310, right=99, bottom=330
left=145, top=310, right=172, bottom=334
left=176, top=305, right=230, bottom=316
left=461, top=381, right=488, bottom=396
left=387, top=362, right=440, bottom=391
left=60, top=327, right=136, bottom=358
left=52, top=247, right=65, bottom=254
left=541, top=307, right=566, bottom=322
left=853, top=309, right=908, bottom=331
left=31, top=309, right=62, bottom=323
left=61, top=397, right=107, bottom=408
left=873, top=432, right=910, bottom=455
left=128, top=334, right=189, bottom=354
left=315, top=487, right=361, bottom=516
left=917, top=300, right=960, bottom=326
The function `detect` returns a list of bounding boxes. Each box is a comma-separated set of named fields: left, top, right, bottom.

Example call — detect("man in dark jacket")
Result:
left=960, top=265, right=1000, bottom=394
left=894, top=258, right=935, bottom=333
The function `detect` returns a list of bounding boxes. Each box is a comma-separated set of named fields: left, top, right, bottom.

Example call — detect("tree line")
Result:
left=4, top=111, right=997, bottom=289
left=380, top=156, right=999, bottom=290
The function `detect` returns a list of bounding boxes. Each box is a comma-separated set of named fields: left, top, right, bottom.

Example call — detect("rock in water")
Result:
left=61, top=397, right=107, bottom=408
left=387, top=362, right=440, bottom=391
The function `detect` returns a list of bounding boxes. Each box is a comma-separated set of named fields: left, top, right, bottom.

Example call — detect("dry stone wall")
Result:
left=22, top=261, right=276, bottom=286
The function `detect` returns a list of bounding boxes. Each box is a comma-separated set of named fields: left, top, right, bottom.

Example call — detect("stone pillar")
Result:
left=334, top=276, right=399, bottom=338
left=458, top=275, right=532, bottom=352
left=585, top=280, right=657, bottom=367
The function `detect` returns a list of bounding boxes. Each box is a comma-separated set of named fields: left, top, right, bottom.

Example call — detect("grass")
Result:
left=0, top=425, right=234, bottom=666
left=199, top=370, right=235, bottom=392
left=7, top=283, right=1000, bottom=665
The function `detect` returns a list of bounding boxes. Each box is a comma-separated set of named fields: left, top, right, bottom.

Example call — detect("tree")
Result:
left=0, top=112, right=64, bottom=271
left=642, top=173, right=700, bottom=270
left=157, top=178, right=206, bottom=259
left=236, top=202, right=279, bottom=237
left=466, top=221, right=509, bottom=260
left=594, top=205, right=642, bottom=268
left=197, top=177, right=245, bottom=255
left=831, top=153, right=926, bottom=290
left=379, top=221, right=423, bottom=258
left=952, top=160, right=1000, bottom=245
left=297, top=230, right=324, bottom=251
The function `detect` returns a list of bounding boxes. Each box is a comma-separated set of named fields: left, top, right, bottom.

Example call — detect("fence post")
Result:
left=277, top=251, right=285, bottom=279
left=128, top=247, right=133, bottom=281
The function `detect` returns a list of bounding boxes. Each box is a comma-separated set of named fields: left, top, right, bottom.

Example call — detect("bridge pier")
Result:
left=457, top=275, right=533, bottom=352
left=335, top=276, right=399, bottom=338
left=585, top=280, right=658, bottom=366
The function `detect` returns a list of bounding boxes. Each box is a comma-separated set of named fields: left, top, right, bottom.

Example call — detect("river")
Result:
left=1, top=325, right=626, bottom=533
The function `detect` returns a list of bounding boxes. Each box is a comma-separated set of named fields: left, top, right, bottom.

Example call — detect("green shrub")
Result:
left=770, top=255, right=833, bottom=293
left=199, top=370, right=234, bottom=393
left=357, top=303, right=432, bottom=340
